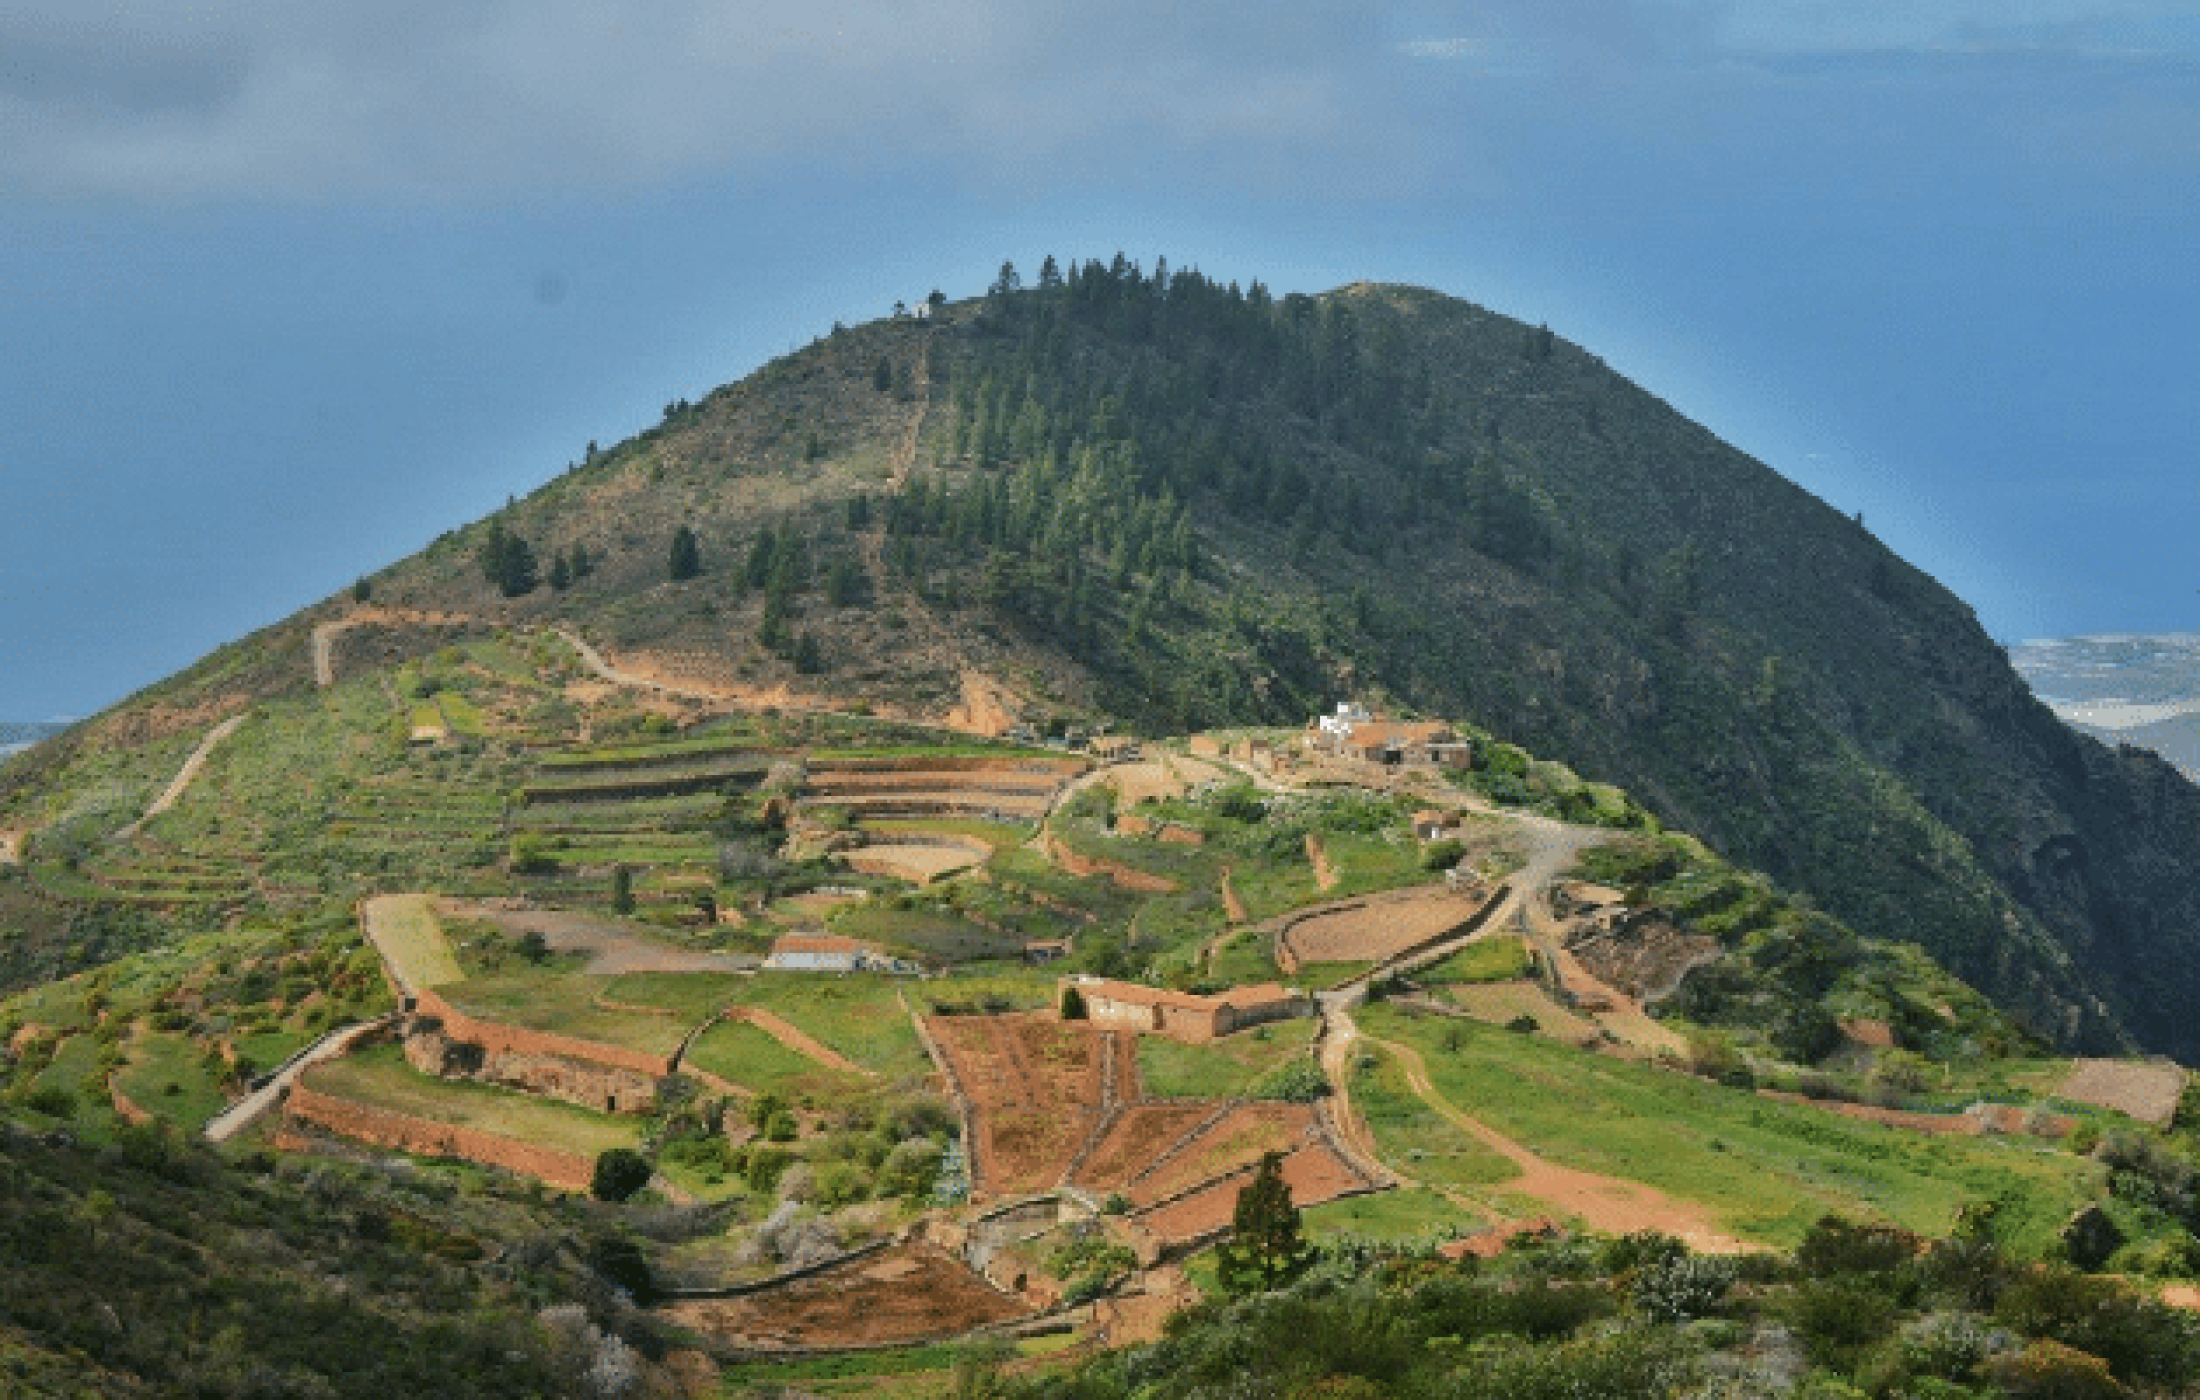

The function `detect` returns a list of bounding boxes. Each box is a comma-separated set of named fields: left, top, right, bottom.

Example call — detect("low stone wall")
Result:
left=807, top=755, right=1086, bottom=777
left=412, top=985, right=674, bottom=1079
left=284, top=1082, right=597, bottom=1191
left=1045, top=835, right=1178, bottom=893
left=403, top=1023, right=662, bottom=1113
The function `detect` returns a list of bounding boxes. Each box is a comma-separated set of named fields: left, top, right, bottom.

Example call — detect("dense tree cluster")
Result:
left=475, top=522, right=539, bottom=598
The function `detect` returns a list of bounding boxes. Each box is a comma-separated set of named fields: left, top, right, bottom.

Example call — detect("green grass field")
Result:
left=1419, top=936, right=1533, bottom=984
left=1206, top=928, right=1281, bottom=984
left=716, top=975, right=931, bottom=1079
left=304, top=1043, right=641, bottom=1154
left=1357, top=1005, right=2102, bottom=1249
left=1302, top=1186, right=1488, bottom=1243
left=1354, top=1050, right=1519, bottom=1195
left=439, top=971, right=693, bottom=1057
left=683, top=1018, right=866, bottom=1100
left=365, top=894, right=464, bottom=989
left=1135, top=1021, right=1316, bottom=1100
left=114, top=1032, right=229, bottom=1128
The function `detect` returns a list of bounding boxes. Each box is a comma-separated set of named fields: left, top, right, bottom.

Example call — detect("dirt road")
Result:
left=1368, top=1034, right=1754, bottom=1253
left=312, top=607, right=474, bottom=688
left=115, top=713, right=246, bottom=840
left=202, top=1015, right=397, bottom=1143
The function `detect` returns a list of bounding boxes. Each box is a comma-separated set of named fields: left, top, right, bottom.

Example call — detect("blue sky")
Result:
left=4, top=0, right=2197, bottom=719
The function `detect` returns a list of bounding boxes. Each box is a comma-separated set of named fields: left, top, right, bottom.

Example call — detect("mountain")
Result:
left=9, top=265, right=2200, bottom=1058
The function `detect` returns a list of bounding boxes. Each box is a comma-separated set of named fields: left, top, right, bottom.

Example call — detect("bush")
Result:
left=590, top=1148, right=653, bottom=1203
left=1630, top=1251, right=1735, bottom=1324
left=1796, top=1214, right=1923, bottom=1278
left=1981, top=1339, right=2130, bottom=1400
left=1251, top=1058, right=1328, bottom=1103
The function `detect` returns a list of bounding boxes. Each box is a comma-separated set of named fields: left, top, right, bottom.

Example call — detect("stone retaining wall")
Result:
left=1045, top=835, right=1178, bottom=893
left=283, top=1082, right=597, bottom=1191
left=412, top=985, right=675, bottom=1078
left=403, top=1022, right=663, bottom=1113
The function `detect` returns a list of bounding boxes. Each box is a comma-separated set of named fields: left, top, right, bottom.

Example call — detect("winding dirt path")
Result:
left=1368, top=1034, right=1755, bottom=1253
left=312, top=607, right=474, bottom=688
left=0, top=828, right=23, bottom=866
left=115, top=713, right=246, bottom=840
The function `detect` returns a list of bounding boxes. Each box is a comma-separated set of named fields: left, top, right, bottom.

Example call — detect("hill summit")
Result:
left=14, top=260, right=2200, bottom=1059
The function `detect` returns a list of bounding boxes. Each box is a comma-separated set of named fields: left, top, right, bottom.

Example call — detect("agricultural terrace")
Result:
left=659, top=1244, right=1029, bottom=1350
left=1353, top=1005, right=2100, bottom=1250
left=1274, top=883, right=1500, bottom=974
left=924, top=1007, right=1371, bottom=1234
left=299, top=1043, right=642, bottom=1157
left=1043, top=782, right=1451, bottom=973
left=361, top=894, right=463, bottom=992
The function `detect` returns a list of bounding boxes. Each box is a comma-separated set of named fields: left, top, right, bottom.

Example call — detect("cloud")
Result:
left=1696, top=0, right=2200, bottom=56
left=0, top=0, right=1392, bottom=201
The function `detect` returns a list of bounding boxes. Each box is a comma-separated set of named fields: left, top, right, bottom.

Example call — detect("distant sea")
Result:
left=2008, top=635, right=2200, bottom=779
left=0, top=721, right=71, bottom=759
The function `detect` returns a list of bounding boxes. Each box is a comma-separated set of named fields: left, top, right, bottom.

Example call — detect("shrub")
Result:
left=590, top=1148, right=653, bottom=1203
left=1252, top=1058, right=1329, bottom=1103
left=1630, top=1251, right=1735, bottom=1324
left=1421, top=838, right=1465, bottom=872
left=1796, top=1214, right=1923, bottom=1278
left=1980, top=1339, right=2130, bottom=1400
left=1789, top=1278, right=1898, bottom=1364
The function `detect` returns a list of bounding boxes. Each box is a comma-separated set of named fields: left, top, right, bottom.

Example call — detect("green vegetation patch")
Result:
left=438, top=971, right=692, bottom=1058
left=1419, top=935, right=1533, bottom=985
left=1301, top=1185, right=1488, bottom=1244
left=1136, top=1022, right=1315, bottom=1100
left=718, top=976, right=931, bottom=1079
left=304, top=1043, right=641, bottom=1155
left=683, top=1018, right=865, bottom=1100
left=1355, top=1047, right=1520, bottom=1194
left=366, top=895, right=463, bottom=989
left=1358, top=1004, right=2099, bottom=1249
left=113, top=1031, right=229, bottom=1128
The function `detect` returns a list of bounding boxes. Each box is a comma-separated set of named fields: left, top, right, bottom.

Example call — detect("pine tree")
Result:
left=476, top=522, right=538, bottom=597
left=669, top=525, right=701, bottom=581
left=1215, top=1151, right=1314, bottom=1296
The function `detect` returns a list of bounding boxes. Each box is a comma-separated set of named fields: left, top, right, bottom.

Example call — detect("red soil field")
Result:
left=660, top=1244, right=1027, bottom=1349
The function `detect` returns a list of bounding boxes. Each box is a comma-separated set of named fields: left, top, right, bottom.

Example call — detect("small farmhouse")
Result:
left=1413, top=808, right=1463, bottom=841
left=765, top=933, right=878, bottom=972
left=1306, top=703, right=1459, bottom=766
left=1059, top=976, right=1312, bottom=1043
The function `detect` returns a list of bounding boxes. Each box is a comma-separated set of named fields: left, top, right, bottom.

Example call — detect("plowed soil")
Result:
left=2060, top=1058, right=2188, bottom=1128
left=660, top=1244, right=1026, bottom=1349
left=1279, top=887, right=1487, bottom=968
left=1071, top=1105, right=1219, bottom=1190
left=1135, top=1143, right=1368, bottom=1244
left=1128, top=1105, right=1315, bottom=1207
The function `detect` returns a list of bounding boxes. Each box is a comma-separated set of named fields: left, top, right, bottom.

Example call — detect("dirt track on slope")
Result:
left=312, top=607, right=474, bottom=688
left=115, top=713, right=247, bottom=840
left=722, top=1007, right=873, bottom=1077
left=1369, top=1034, right=1753, bottom=1253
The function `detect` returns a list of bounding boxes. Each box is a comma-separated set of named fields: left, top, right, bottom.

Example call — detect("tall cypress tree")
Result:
left=669, top=525, right=701, bottom=582
left=1215, top=1151, right=1314, bottom=1296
